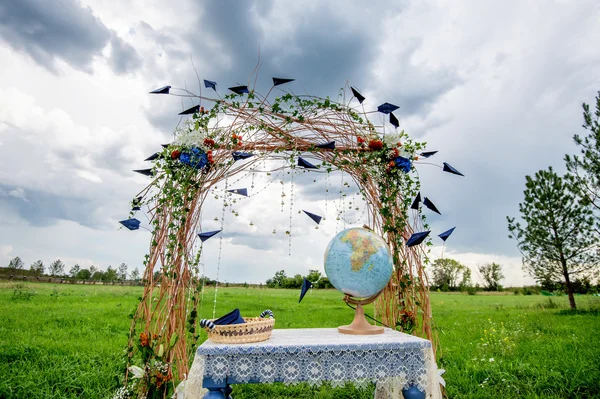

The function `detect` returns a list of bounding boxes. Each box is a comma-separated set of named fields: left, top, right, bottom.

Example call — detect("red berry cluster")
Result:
left=368, top=139, right=383, bottom=151
left=231, top=134, right=242, bottom=145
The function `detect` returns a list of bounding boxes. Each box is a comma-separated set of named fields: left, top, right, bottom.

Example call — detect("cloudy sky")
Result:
left=1, top=0, right=599, bottom=286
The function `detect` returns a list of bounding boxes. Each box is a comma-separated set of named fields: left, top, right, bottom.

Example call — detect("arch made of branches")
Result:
left=122, top=78, right=439, bottom=398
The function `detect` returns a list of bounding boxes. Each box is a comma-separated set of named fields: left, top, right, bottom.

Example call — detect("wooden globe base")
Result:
left=338, top=293, right=384, bottom=335
left=338, top=304, right=384, bottom=335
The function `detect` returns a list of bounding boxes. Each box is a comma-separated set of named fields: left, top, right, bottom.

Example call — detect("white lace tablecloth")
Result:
left=184, top=328, right=442, bottom=399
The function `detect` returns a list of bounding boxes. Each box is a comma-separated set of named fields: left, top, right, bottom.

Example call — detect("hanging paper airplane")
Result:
left=228, top=86, right=249, bottom=94
left=119, top=218, right=141, bottom=231
left=272, top=77, right=295, bottom=86
left=423, top=197, right=441, bottom=215
left=377, top=102, right=399, bottom=114
left=443, top=162, right=464, bottom=176
left=149, top=85, right=171, bottom=94
left=144, top=152, right=160, bottom=161
left=350, top=87, right=365, bottom=104
left=303, top=210, right=322, bottom=225
left=227, top=188, right=248, bottom=197
left=232, top=152, right=254, bottom=161
left=298, top=157, right=318, bottom=169
left=133, top=169, right=153, bottom=177
left=438, top=227, right=456, bottom=242
left=299, top=278, right=313, bottom=303
left=411, top=192, right=422, bottom=210
left=406, top=231, right=431, bottom=247
left=198, top=229, right=222, bottom=242
left=389, top=112, right=399, bottom=129
left=178, top=105, right=200, bottom=115
left=316, top=141, right=335, bottom=150
left=204, top=80, right=217, bottom=90
left=420, top=151, right=438, bottom=158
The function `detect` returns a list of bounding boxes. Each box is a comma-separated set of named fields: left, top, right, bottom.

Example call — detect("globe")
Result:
left=324, top=227, right=393, bottom=299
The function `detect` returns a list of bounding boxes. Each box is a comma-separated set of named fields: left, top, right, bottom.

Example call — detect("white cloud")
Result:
left=0, top=244, right=13, bottom=263
left=8, top=188, right=28, bottom=201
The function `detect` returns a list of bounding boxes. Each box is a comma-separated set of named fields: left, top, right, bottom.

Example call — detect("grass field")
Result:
left=0, top=282, right=599, bottom=398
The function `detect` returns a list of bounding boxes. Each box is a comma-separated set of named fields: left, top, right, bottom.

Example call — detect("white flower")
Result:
left=112, top=387, right=129, bottom=399
left=438, top=369, right=446, bottom=387
left=128, top=365, right=145, bottom=379
left=383, top=131, right=401, bottom=146
left=173, top=121, right=209, bottom=147
left=489, top=358, right=495, bottom=362
left=172, top=380, right=186, bottom=399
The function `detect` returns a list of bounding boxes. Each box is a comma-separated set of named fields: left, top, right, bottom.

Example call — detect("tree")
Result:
left=90, top=265, right=97, bottom=275
left=49, top=259, right=65, bottom=277
left=478, top=263, right=504, bottom=291
left=306, top=270, right=322, bottom=282
left=118, top=263, right=128, bottom=281
left=282, top=274, right=303, bottom=289
left=130, top=267, right=140, bottom=282
left=30, top=260, right=44, bottom=277
left=266, top=270, right=287, bottom=288
left=507, top=167, right=600, bottom=309
left=315, top=277, right=333, bottom=289
left=91, top=271, right=104, bottom=281
left=69, top=264, right=81, bottom=278
left=7, top=256, right=24, bottom=273
left=76, top=269, right=91, bottom=281
left=459, top=267, right=472, bottom=292
left=430, top=258, right=470, bottom=290
left=104, top=266, right=118, bottom=282
left=565, top=91, right=600, bottom=220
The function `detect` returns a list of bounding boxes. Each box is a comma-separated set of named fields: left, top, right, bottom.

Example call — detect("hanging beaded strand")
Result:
left=340, top=171, right=347, bottom=230
left=212, top=178, right=228, bottom=319
left=325, top=172, right=330, bottom=217
left=335, top=171, right=341, bottom=234
left=198, top=242, right=205, bottom=318
left=280, top=167, right=286, bottom=213
left=288, top=162, right=295, bottom=255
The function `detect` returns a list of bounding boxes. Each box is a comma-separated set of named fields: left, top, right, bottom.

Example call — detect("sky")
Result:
left=1, top=0, right=599, bottom=287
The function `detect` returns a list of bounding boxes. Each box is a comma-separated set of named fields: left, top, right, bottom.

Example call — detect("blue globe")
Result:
left=324, top=227, right=393, bottom=298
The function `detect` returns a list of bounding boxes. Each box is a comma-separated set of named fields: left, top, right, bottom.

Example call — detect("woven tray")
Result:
left=203, top=317, right=275, bottom=344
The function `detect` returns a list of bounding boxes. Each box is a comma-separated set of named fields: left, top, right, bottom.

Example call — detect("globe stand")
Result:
left=338, top=293, right=384, bottom=335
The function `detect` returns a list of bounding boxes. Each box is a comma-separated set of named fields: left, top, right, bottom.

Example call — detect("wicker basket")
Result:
left=204, top=317, right=275, bottom=344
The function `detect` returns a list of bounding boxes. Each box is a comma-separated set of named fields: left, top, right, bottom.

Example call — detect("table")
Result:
left=184, top=328, right=442, bottom=399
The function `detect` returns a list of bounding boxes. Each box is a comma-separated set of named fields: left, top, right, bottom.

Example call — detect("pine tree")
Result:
left=507, top=167, right=600, bottom=309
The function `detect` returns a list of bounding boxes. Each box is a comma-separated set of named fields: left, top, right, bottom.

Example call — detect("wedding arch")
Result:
left=119, top=72, right=462, bottom=397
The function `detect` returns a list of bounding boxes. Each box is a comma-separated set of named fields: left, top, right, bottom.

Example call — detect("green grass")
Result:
left=0, top=282, right=599, bottom=398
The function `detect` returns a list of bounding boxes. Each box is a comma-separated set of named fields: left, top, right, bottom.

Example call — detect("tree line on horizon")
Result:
left=265, top=269, right=334, bottom=289
left=2, top=257, right=139, bottom=283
